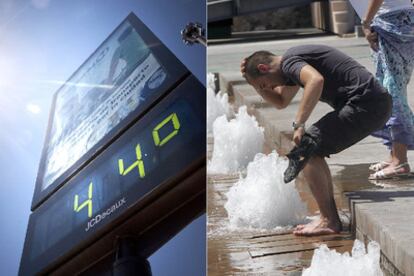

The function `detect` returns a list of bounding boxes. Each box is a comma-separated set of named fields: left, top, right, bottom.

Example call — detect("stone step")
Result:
left=332, top=11, right=352, bottom=24
left=231, top=83, right=269, bottom=109
left=218, top=71, right=245, bottom=99
left=331, top=21, right=354, bottom=35
left=330, top=0, right=349, bottom=12
left=349, top=190, right=414, bottom=276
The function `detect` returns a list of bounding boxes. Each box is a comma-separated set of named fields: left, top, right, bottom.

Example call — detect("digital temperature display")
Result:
left=31, top=13, right=188, bottom=209
left=20, top=12, right=206, bottom=275
left=19, top=76, right=205, bottom=275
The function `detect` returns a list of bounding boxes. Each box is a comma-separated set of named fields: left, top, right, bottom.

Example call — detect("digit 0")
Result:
left=74, top=182, right=93, bottom=218
left=152, top=113, right=180, bottom=146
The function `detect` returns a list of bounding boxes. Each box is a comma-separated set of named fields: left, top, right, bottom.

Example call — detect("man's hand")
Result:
left=240, top=59, right=247, bottom=78
left=363, top=26, right=378, bottom=52
left=293, top=127, right=305, bottom=146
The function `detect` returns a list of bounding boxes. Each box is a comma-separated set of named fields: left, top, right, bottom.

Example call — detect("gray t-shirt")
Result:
left=281, top=44, right=379, bottom=109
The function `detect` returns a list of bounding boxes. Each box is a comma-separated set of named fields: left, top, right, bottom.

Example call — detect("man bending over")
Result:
left=241, top=45, right=391, bottom=236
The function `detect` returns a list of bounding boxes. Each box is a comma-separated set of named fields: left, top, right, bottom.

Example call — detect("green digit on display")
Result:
left=152, top=113, right=180, bottom=146
left=118, top=143, right=145, bottom=178
left=74, top=182, right=93, bottom=218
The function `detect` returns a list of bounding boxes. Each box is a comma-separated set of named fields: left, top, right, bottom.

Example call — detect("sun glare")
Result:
left=26, top=103, right=41, bottom=114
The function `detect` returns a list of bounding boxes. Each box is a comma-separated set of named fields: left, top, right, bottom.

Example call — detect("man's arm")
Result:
left=293, top=65, right=324, bottom=144
left=296, top=65, right=324, bottom=124
left=240, top=58, right=299, bottom=109
left=256, top=85, right=299, bottom=109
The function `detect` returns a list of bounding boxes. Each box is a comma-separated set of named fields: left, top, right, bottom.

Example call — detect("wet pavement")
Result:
left=208, top=35, right=414, bottom=275
left=207, top=173, right=355, bottom=275
left=207, top=139, right=355, bottom=275
left=207, top=131, right=414, bottom=275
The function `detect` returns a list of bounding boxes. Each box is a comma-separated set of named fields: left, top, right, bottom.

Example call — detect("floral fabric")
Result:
left=371, top=8, right=414, bottom=149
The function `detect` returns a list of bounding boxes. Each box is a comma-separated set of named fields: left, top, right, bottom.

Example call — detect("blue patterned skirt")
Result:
left=371, top=8, right=414, bottom=149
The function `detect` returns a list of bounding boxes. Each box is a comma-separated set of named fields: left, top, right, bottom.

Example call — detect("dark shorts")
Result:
left=306, top=84, right=392, bottom=157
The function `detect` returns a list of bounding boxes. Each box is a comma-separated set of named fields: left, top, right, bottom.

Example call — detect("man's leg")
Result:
left=292, top=91, right=391, bottom=234
left=293, top=156, right=342, bottom=236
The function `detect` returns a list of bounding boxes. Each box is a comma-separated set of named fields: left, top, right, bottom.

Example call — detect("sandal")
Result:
left=368, top=163, right=411, bottom=180
left=284, top=135, right=318, bottom=183
left=369, top=161, right=391, bottom=172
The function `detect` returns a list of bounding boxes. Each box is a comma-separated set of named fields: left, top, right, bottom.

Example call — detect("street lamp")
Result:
left=181, top=22, right=206, bottom=47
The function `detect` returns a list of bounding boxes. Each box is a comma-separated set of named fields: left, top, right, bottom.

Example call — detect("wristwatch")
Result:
left=361, top=19, right=371, bottom=28
left=292, top=121, right=305, bottom=130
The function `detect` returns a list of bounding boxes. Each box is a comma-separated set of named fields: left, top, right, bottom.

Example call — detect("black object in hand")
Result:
left=284, top=135, right=318, bottom=183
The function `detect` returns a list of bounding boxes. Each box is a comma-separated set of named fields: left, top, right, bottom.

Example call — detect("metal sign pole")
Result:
left=112, top=236, right=152, bottom=276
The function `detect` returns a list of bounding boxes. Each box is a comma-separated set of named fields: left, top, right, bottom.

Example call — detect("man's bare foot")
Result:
left=293, top=217, right=342, bottom=236
left=294, top=218, right=320, bottom=232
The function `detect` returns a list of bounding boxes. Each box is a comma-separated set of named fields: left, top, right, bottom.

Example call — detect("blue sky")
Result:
left=0, top=0, right=205, bottom=275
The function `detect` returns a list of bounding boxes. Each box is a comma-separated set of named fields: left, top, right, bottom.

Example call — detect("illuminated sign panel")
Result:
left=20, top=78, right=205, bottom=275
left=20, top=12, right=205, bottom=275
left=32, top=13, right=188, bottom=209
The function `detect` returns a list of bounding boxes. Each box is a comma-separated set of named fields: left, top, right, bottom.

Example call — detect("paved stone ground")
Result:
left=208, top=35, right=414, bottom=275
left=207, top=139, right=354, bottom=276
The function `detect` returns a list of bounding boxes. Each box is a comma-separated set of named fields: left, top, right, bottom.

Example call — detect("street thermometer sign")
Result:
left=19, top=13, right=205, bottom=275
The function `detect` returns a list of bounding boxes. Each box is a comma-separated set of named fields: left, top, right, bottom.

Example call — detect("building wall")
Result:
left=232, top=6, right=312, bottom=32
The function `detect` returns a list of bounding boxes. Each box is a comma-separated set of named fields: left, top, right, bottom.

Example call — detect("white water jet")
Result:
left=302, top=239, right=383, bottom=276
left=224, top=151, right=307, bottom=229
left=207, top=73, right=232, bottom=133
left=208, top=106, right=264, bottom=174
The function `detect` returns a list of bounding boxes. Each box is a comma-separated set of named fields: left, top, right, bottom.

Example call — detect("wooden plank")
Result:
left=249, top=234, right=353, bottom=246
left=249, top=239, right=354, bottom=258
left=208, top=174, right=240, bottom=182
left=249, top=236, right=353, bottom=250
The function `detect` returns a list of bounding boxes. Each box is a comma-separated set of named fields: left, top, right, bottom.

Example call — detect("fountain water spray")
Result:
left=302, top=239, right=383, bottom=276
left=225, top=151, right=307, bottom=229
left=208, top=106, right=264, bottom=174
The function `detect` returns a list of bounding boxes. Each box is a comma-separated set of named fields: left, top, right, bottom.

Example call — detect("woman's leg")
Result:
left=392, top=143, right=408, bottom=165
left=370, top=143, right=410, bottom=178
